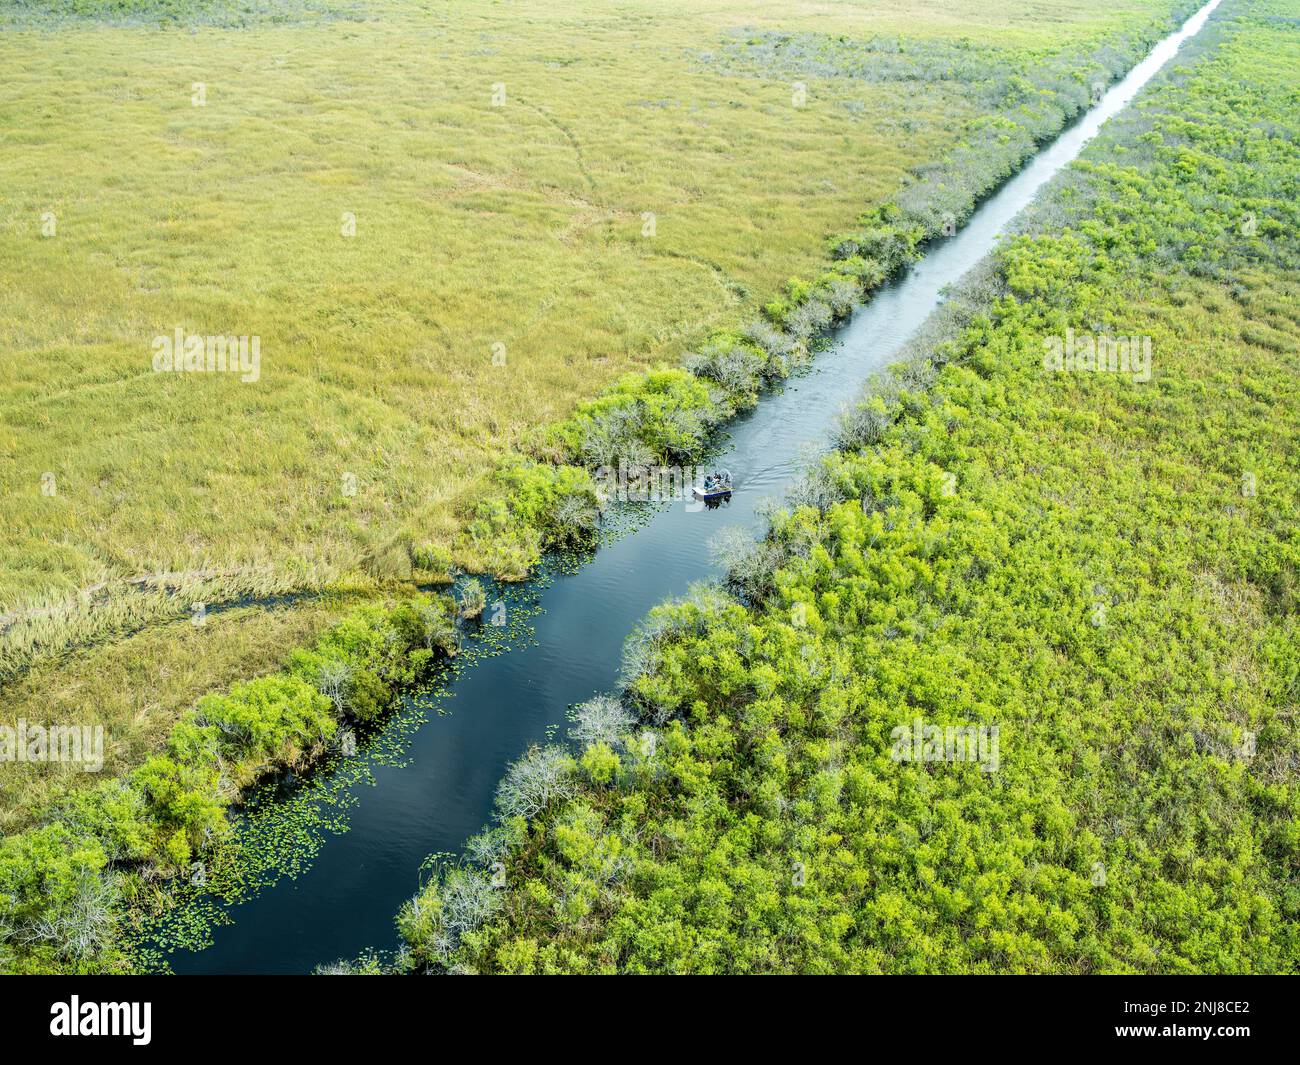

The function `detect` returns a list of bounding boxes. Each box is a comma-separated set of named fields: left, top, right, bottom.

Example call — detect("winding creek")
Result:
left=164, top=0, right=1221, bottom=973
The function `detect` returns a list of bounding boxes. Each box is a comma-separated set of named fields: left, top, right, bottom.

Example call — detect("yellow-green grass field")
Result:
left=1, top=0, right=1192, bottom=824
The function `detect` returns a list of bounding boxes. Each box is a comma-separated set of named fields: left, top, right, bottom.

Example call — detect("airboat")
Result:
left=692, top=469, right=734, bottom=501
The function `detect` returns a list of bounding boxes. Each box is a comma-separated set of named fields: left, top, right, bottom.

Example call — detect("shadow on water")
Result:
left=159, top=0, right=1221, bottom=973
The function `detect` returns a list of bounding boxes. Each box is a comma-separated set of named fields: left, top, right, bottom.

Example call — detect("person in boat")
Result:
left=698, top=470, right=733, bottom=496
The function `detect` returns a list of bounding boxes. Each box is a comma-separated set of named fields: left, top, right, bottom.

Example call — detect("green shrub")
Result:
left=345, top=668, right=393, bottom=725
left=0, top=823, right=119, bottom=973
left=125, top=755, right=225, bottom=870
left=192, top=674, right=335, bottom=763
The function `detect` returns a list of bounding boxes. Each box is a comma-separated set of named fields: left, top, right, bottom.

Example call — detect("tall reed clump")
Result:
left=0, top=561, right=357, bottom=692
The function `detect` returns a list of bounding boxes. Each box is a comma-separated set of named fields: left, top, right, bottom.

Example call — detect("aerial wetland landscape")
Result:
left=0, top=0, right=1297, bottom=1016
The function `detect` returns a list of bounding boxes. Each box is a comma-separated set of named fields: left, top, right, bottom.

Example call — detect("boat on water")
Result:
left=692, top=469, right=733, bottom=500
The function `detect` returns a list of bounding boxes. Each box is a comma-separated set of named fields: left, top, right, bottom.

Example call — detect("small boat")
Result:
left=692, top=469, right=734, bottom=501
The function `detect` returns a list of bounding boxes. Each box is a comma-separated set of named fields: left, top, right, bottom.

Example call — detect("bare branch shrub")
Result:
left=784, top=297, right=833, bottom=340
left=495, top=745, right=576, bottom=820
left=569, top=693, right=637, bottom=749
left=739, top=317, right=797, bottom=364
left=709, top=525, right=785, bottom=603
left=316, top=657, right=352, bottom=715
left=825, top=277, right=861, bottom=318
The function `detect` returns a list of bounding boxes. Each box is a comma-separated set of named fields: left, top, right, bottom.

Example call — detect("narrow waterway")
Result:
left=166, top=0, right=1221, bottom=974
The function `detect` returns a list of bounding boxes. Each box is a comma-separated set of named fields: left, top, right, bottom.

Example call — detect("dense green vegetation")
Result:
left=0, top=593, right=458, bottom=973
left=393, top=0, right=1300, bottom=974
left=0, top=595, right=370, bottom=836
left=13, top=0, right=1199, bottom=974
left=495, top=0, right=1219, bottom=571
